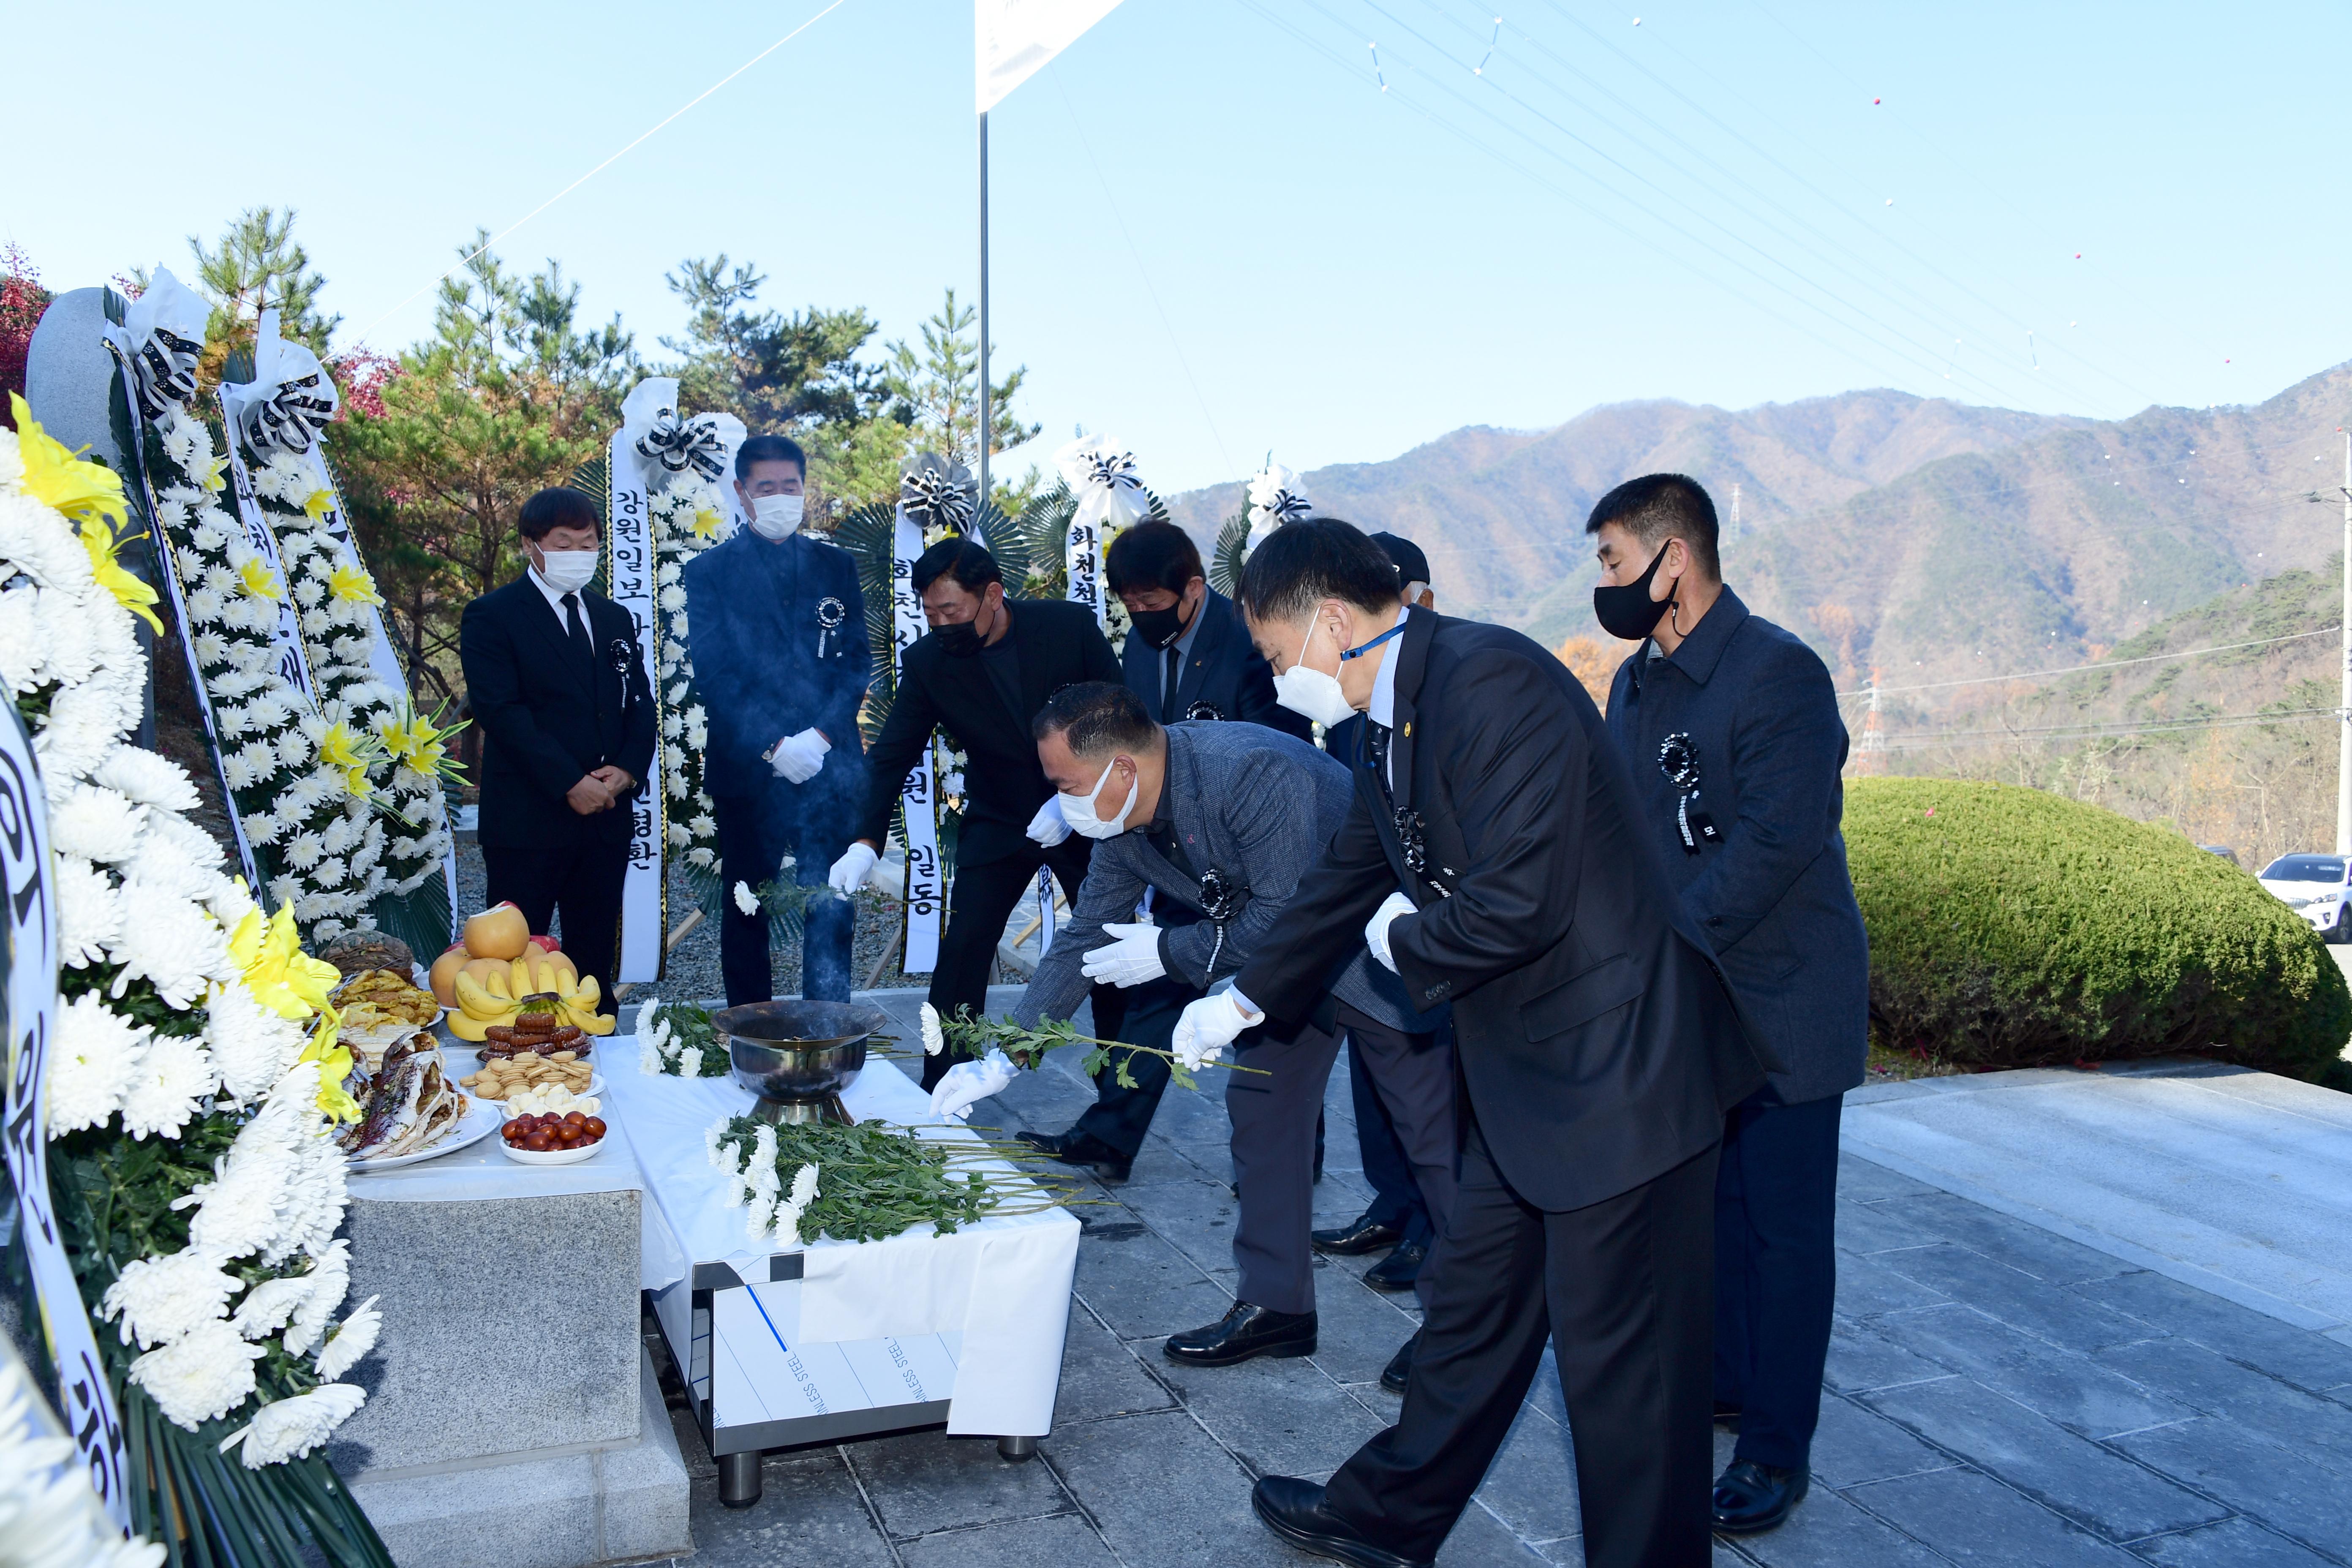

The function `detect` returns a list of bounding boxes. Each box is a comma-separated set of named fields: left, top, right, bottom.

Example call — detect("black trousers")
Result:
left=920, top=840, right=1121, bottom=1091
left=1224, top=1012, right=1344, bottom=1315
left=713, top=787, right=858, bottom=1008
left=1350, top=1034, right=1432, bottom=1245
left=1323, top=1122, right=1719, bottom=1568
left=481, top=838, right=626, bottom=1015
left=1715, top=1086, right=1844, bottom=1471
left=1338, top=1006, right=1458, bottom=1312
left=1071, top=976, right=1200, bottom=1157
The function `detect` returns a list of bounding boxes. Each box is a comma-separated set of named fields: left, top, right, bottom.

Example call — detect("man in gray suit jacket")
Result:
left=1012, top=682, right=1450, bottom=1375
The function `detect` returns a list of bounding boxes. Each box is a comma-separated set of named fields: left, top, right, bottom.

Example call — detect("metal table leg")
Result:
left=718, top=1449, right=763, bottom=1507
left=997, top=1435, right=1038, bottom=1463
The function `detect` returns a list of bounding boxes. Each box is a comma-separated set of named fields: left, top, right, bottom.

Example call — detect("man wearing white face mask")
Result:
left=683, top=435, right=871, bottom=1006
left=1000, top=681, right=1436, bottom=1372
left=460, top=487, right=656, bottom=1006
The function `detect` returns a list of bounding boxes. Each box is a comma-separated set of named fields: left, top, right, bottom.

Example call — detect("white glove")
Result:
left=1080, top=922, right=1166, bottom=988
left=929, top=1048, right=1017, bottom=1121
left=827, top=841, right=879, bottom=896
left=1365, top=890, right=1417, bottom=973
left=771, top=727, right=830, bottom=784
left=1172, top=988, right=1263, bottom=1071
left=1026, top=794, right=1071, bottom=847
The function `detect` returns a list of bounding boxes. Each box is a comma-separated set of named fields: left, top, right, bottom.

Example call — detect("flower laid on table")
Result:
left=939, top=1009, right=1270, bottom=1093
left=2, top=400, right=388, bottom=1559
left=638, top=997, right=727, bottom=1078
left=707, top=1114, right=1068, bottom=1244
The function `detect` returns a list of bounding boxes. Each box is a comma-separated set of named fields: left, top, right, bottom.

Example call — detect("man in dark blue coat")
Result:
left=1108, top=520, right=1308, bottom=740
left=1591, top=473, right=1870, bottom=1538
left=683, top=434, right=870, bottom=1005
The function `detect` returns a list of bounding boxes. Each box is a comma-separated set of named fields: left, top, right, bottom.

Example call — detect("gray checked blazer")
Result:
left=1013, top=721, right=1426, bottom=1034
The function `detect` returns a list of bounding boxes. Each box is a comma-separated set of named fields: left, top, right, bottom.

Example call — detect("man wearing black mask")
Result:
left=1100, top=520, right=1306, bottom=739
left=1589, top=473, right=1869, bottom=1538
left=829, top=538, right=1123, bottom=1088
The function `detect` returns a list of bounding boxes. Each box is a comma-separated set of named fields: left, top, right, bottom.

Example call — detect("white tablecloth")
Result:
left=602, top=1046, right=1080, bottom=1437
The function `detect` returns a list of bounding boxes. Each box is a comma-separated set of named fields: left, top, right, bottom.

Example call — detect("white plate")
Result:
left=346, top=1093, right=498, bottom=1171
left=498, top=1133, right=608, bottom=1165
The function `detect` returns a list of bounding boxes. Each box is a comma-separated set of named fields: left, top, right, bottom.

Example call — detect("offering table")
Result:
left=607, top=1046, right=1081, bottom=1508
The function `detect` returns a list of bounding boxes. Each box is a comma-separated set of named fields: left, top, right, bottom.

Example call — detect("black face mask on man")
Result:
left=1591, top=541, right=1676, bottom=642
left=934, top=595, right=994, bottom=658
left=1127, top=596, right=1192, bottom=651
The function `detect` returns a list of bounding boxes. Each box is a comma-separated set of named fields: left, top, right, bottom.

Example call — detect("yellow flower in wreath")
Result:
left=237, top=557, right=284, bottom=600
left=691, top=504, right=724, bottom=541
left=302, top=486, right=337, bottom=523
left=328, top=561, right=383, bottom=606
left=316, top=719, right=381, bottom=798
left=77, top=511, right=164, bottom=633
left=7, top=394, right=128, bottom=530
left=299, top=1008, right=362, bottom=1123
left=227, top=902, right=341, bottom=1022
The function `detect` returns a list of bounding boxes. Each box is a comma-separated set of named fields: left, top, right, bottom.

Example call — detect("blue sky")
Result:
left=11, top=1, right=2347, bottom=491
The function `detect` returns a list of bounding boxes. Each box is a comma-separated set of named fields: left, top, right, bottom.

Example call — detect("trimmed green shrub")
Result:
left=1846, top=777, right=2351, bottom=1080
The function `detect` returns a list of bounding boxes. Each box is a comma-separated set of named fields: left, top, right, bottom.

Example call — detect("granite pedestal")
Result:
left=331, top=1188, right=691, bottom=1565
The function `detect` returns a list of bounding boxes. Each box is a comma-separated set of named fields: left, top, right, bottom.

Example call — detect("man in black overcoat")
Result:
left=829, top=537, right=1124, bottom=1089
left=1590, top=473, right=1870, bottom=1536
left=1176, top=519, right=1770, bottom=1568
left=459, top=486, right=656, bottom=1005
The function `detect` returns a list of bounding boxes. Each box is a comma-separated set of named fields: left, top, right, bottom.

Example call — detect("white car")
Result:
left=2257, top=853, right=2351, bottom=942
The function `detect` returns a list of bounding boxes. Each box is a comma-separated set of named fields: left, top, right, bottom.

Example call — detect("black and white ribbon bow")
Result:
left=635, top=409, right=730, bottom=483
left=900, top=455, right=977, bottom=532
left=1657, top=732, right=1722, bottom=855
left=239, top=369, right=338, bottom=455
left=1197, top=866, right=1247, bottom=974
left=1394, top=808, right=1454, bottom=898
left=130, top=327, right=203, bottom=419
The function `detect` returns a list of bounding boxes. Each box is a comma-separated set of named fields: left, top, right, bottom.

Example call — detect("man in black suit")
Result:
left=1105, top=520, right=1307, bottom=739
left=830, top=538, right=1123, bottom=1089
left=1177, top=520, right=1769, bottom=1568
left=1591, top=474, right=1870, bottom=1537
left=684, top=434, right=870, bottom=1006
left=458, top=486, right=656, bottom=1007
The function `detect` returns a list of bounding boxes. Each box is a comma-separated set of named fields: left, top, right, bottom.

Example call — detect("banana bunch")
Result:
left=448, top=954, right=615, bottom=1040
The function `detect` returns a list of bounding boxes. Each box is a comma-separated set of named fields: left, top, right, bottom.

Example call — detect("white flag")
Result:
left=977, top=0, right=1125, bottom=112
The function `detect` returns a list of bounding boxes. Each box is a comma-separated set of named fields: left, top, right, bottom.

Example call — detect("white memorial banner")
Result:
left=892, top=504, right=943, bottom=974
left=1054, top=434, right=1148, bottom=631
left=976, top=0, right=1127, bottom=112
left=0, top=709, right=130, bottom=1530
left=607, top=378, right=682, bottom=985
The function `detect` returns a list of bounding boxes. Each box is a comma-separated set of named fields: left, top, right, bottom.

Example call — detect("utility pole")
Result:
left=2339, top=431, right=2350, bottom=853
left=977, top=112, right=991, bottom=506
left=1859, top=667, right=1886, bottom=776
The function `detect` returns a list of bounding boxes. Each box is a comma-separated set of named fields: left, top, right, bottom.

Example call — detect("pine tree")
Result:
left=187, top=207, right=341, bottom=377
left=882, top=287, right=1040, bottom=480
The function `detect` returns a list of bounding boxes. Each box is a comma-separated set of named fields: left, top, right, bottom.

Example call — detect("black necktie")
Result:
left=561, top=593, right=595, bottom=684
left=1365, top=719, right=1394, bottom=799
left=1162, top=644, right=1182, bottom=723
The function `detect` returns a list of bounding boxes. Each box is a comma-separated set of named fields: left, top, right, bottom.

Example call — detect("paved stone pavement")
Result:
left=637, top=1043, right=2352, bottom=1568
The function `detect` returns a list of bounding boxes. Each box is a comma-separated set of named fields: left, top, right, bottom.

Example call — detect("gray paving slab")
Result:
left=1821, top=1316, right=1954, bottom=1394
left=1893, top=1191, right=2144, bottom=1287
left=2108, top=1416, right=2352, bottom=1558
left=1831, top=1250, right=1955, bottom=1317
left=1150, top=1341, right=1388, bottom=1478
left=2072, top=1268, right=2352, bottom=1394
left=2094, top=1334, right=2352, bottom=1465
left=896, top=1510, right=1123, bottom=1567
left=1843, top=1467, right=2147, bottom=1566
left=2126, top=1516, right=2347, bottom=1568
left=844, top=1426, right=1076, bottom=1538
left=1724, top=1483, right=1955, bottom=1568
left=1053, top=1301, right=1181, bottom=1425
left=1046, top=1409, right=1296, bottom=1568
left=1806, top=1391, right=1959, bottom=1490
left=1859, top=1377, right=2228, bottom=1540
left=1070, top=1213, right=1235, bottom=1339
left=683, top=1451, right=895, bottom=1567
left=1877, top=1244, right=2151, bottom=1353
left=1881, top=1303, right=2194, bottom=1437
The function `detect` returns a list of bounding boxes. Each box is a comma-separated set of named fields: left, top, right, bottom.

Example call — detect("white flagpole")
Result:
left=978, top=111, right=992, bottom=502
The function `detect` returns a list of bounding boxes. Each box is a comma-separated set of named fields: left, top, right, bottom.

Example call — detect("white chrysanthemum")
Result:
left=0, top=591, right=43, bottom=694
left=47, top=784, right=144, bottom=864
left=920, top=1002, right=945, bottom=1057
left=122, top=831, right=218, bottom=907
left=0, top=1356, right=166, bottom=1566
left=101, top=1250, right=240, bottom=1348
left=313, top=1295, right=382, bottom=1381
left=658, top=584, right=686, bottom=612
left=689, top=813, right=716, bottom=838
left=664, top=822, right=691, bottom=849
left=283, top=830, right=325, bottom=871
left=666, top=771, right=690, bottom=801
left=115, top=893, right=226, bottom=1008
left=275, top=730, right=311, bottom=771
left=120, top=1034, right=218, bottom=1141
left=223, top=1383, right=366, bottom=1469
left=312, top=856, right=348, bottom=889
left=222, top=740, right=258, bottom=789
left=770, top=1201, right=803, bottom=1250
left=733, top=881, right=758, bottom=916
left=179, top=1091, right=308, bottom=1263
left=128, top=1318, right=262, bottom=1431
left=230, top=1273, right=313, bottom=1340
left=686, top=847, right=713, bottom=868
left=94, top=743, right=203, bottom=813
left=788, top=1162, right=819, bottom=1209
left=46, top=992, right=149, bottom=1134
left=283, top=1239, right=349, bottom=1357
left=53, top=854, right=123, bottom=967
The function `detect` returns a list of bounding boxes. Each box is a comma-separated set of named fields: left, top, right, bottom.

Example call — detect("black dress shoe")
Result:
left=1379, top=1331, right=1418, bottom=1394
left=1311, top=1211, right=1402, bottom=1256
left=1252, top=1475, right=1433, bottom=1568
left=1712, top=1459, right=1809, bottom=1534
left=1013, top=1128, right=1132, bottom=1183
left=1363, top=1240, right=1426, bottom=1293
left=1164, top=1301, right=1317, bottom=1366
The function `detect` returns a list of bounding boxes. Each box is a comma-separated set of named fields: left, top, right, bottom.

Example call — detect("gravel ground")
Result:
left=454, top=839, right=931, bottom=1008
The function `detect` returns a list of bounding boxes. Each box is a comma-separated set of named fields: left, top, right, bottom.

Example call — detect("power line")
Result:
left=1837, top=626, right=2339, bottom=699
left=351, top=0, right=853, bottom=346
